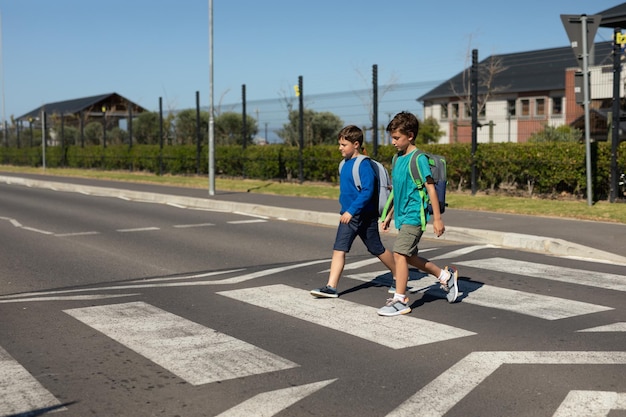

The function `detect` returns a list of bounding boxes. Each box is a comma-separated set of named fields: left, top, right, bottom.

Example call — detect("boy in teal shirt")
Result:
left=379, top=112, right=459, bottom=316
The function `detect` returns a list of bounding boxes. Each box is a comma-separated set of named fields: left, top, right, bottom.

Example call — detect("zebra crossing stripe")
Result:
left=343, top=269, right=611, bottom=320
left=217, top=284, right=476, bottom=349
left=578, top=322, right=626, bottom=332
left=63, top=301, right=298, bottom=385
left=459, top=280, right=612, bottom=320
left=553, top=390, right=626, bottom=416
left=0, top=345, right=63, bottom=415
left=387, top=351, right=626, bottom=417
left=215, top=379, right=337, bottom=417
left=456, top=257, right=626, bottom=292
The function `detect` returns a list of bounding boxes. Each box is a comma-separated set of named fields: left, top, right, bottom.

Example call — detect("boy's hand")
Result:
left=433, top=218, right=445, bottom=237
left=340, top=212, right=353, bottom=224
left=381, top=217, right=391, bottom=231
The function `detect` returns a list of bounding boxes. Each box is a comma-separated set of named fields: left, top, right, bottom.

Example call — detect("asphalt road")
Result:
left=0, top=180, right=625, bottom=416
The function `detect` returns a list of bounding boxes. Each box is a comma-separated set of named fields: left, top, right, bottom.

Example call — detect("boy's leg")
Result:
left=377, top=224, right=419, bottom=316
left=392, top=252, right=409, bottom=295
left=408, top=256, right=459, bottom=303
left=376, top=249, right=395, bottom=277
left=311, top=221, right=356, bottom=298
left=327, top=250, right=346, bottom=288
left=358, top=215, right=396, bottom=286
left=377, top=251, right=411, bottom=316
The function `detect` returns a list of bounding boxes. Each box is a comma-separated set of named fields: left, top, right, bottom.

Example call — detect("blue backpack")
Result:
left=338, top=155, right=392, bottom=217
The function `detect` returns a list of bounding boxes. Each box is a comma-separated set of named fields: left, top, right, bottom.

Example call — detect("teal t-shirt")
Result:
left=392, top=150, right=433, bottom=229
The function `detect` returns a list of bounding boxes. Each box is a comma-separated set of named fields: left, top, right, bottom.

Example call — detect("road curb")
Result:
left=3, top=175, right=625, bottom=265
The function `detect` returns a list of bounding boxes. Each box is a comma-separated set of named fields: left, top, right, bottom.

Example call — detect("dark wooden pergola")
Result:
left=17, top=92, right=148, bottom=129
left=16, top=92, right=149, bottom=146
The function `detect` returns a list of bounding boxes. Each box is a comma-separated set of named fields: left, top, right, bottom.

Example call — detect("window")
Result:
left=451, top=103, right=459, bottom=119
left=464, top=103, right=471, bottom=119
left=520, top=99, right=530, bottom=117
left=535, top=98, right=545, bottom=117
left=507, top=100, right=516, bottom=117
left=440, top=103, right=448, bottom=119
left=551, top=97, right=563, bottom=117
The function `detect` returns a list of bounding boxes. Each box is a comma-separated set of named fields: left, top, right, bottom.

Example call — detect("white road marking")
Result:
left=0, top=216, right=22, bottom=227
left=215, top=379, right=337, bottom=417
left=321, top=249, right=437, bottom=273
left=55, top=231, right=100, bottom=237
left=64, top=301, right=298, bottom=385
left=459, top=280, right=612, bottom=320
left=552, top=390, right=626, bottom=417
left=0, top=345, right=63, bottom=415
left=217, top=284, right=475, bottom=349
left=173, top=223, right=215, bottom=228
left=0, top=294, right=139, bottom=304
left=578, top=322, right=626, bottom=332
left=387, top=351, right=626, bottom=417
left=0, top=259, right=329, bottom=303
left=456, top=257, right=626, bottom=292
left=21, top=226, right=54, bottom=235
left=227, top=219, right=267, bottom=224
left=128, top=269, right=245, bottom=283
left=233, top=211, right=269, bottom=219
left=429, top=245, right=494, bottom=261
left=116, top=227, right=160, bottom=232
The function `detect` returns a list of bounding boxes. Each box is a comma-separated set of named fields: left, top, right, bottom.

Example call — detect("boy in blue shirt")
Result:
left=311, top=125, right=396, bottom=298
left=379, top=112, right=459, bottom=316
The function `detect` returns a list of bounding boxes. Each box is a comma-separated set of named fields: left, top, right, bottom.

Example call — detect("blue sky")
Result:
left=0, top=0, right=621, bottom=124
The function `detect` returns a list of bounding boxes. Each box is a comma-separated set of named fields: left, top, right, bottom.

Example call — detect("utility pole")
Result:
left=561, top=14, right=600, bottom=206
left=471, top=49, right=478, bottom=196
left=372, top=64, right=378, bottom=157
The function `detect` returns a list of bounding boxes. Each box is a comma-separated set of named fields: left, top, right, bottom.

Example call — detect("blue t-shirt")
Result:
left=339, top=157, right=378, bottom=217
left=391, top=150, right=433, bottom=228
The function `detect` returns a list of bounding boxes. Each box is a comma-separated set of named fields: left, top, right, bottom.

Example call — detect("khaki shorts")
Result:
left=393, top=224, right=424, bottom=257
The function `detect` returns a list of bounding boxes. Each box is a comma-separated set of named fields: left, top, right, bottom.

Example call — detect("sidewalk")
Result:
left=1, top=172, right=625, bottom=264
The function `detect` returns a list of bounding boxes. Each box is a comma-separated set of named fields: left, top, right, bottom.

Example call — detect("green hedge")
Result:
left=1, top=142, right=625, bottom=199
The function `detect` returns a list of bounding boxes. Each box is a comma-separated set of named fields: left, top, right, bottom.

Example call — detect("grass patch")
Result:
left=2, top=165, right=625, bottom=224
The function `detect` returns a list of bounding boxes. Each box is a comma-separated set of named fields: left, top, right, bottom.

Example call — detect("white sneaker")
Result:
left=443, top=266, right=459, bottom=303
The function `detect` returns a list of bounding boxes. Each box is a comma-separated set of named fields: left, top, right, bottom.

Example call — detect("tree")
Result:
left=277, top=109, right=343, bottom=146
left=214, top=112, right=258, bottom=146
left=416, top=117, right=444, bottom=144
left=174, top=109, right=209, bottom=145
left=451, top=37, right=509, bottom=119
left=528, top=124, right=582, bottom=143
left=134, top=112, right=160, bottom=145
left=84, top=122, right=103, bottom=145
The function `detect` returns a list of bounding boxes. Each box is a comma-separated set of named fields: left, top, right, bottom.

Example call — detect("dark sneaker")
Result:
left=310, top=285, right=338, bottom=298
left=377, top=298, right=411, bottom=316
left=444, top=266, right=459, bottom=303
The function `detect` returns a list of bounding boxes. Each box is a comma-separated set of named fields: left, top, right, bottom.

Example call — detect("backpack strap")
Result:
left=339, top=155, right=369, bottom=190
left=400, top=151, right=430, bottom=231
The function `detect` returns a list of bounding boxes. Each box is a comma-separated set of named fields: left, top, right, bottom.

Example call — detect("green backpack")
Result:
left=382, top=150, right=448, bottom=230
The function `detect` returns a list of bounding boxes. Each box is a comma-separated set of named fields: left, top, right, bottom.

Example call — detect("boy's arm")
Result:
left=381, top=204, right=394, bottom=231
left=425, top=181, right=445, bottom=237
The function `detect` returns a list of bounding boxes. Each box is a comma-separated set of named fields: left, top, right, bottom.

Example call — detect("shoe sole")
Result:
left=310, top=290, right=338, bottom=298
left=378, top=307, right=411, bottom=317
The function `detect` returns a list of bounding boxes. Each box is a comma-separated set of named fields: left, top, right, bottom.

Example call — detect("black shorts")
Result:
left=332, top=214, right=385, bottom=256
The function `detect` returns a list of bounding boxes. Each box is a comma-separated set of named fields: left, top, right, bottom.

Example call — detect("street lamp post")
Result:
left=28, top=117, right=33, bottom=147
left=101, top=105, right=107, bottom=148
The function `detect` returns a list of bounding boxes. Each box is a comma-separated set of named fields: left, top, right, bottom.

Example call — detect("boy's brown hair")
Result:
left=386, top=111, right=420, bottom=141
left=338, top=125, right=363, bottom=147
